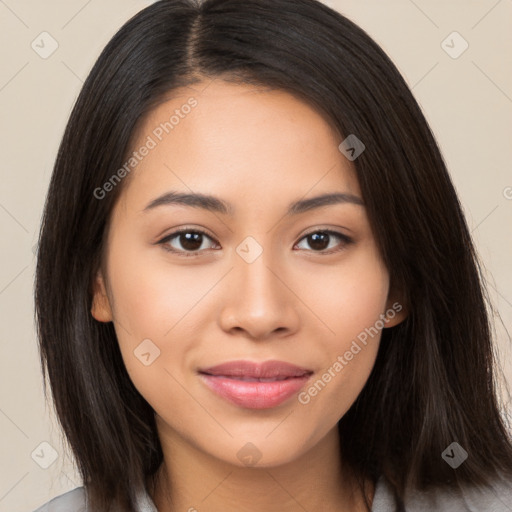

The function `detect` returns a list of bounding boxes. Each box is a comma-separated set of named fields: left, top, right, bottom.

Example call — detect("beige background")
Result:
left=0, top=1, right=511, bottom=510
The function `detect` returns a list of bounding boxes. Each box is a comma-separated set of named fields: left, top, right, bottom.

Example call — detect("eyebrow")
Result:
left=143, top=190, right=364, bottom=216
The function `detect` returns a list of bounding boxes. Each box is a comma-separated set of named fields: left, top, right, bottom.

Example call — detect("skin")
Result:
left=91, top=78, right=407, bottom=512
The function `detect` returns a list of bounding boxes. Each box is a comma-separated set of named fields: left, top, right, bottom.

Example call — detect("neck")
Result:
left=149, top=422, right=374, bottom=512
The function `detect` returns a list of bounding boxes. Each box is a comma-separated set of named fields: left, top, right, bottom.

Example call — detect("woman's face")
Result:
left=92, top=79, right=405, bottom=467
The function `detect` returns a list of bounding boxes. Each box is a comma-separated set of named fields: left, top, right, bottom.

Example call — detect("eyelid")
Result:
left=156, top=225, right=354, bottom=257
left=294, top=228, right=354, bottom=254
left=299, top=225, right=352, bottom=239
left=157, top=226, right=219, bottom=256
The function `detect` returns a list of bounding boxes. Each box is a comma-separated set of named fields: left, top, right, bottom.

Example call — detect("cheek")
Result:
left=104, top=237, right=221, bottom=395
left=106, top=236, right=216, bottom=339
left=301, top=240, right=389, bottom=344
left=296, top=244, right=388, bottom=415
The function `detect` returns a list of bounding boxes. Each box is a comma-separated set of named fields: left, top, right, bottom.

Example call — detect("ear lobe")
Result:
left=91, top=270, right=113, bottom=322
left=383, top=301, right=407, bottom=328
left=383, top=286, right=408, bottom=328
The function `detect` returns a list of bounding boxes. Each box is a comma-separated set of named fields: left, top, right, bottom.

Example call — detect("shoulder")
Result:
left=31, top=485, right=157, bottom=512
left=32, top=487, right=87, bottom=512
left=372, top=474, right=512, bottom=511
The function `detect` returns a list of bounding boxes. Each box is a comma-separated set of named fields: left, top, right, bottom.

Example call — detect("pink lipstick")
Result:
left=198, top=360, right=313, bottom=409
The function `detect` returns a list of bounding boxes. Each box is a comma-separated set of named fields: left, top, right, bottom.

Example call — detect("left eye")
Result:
left=158, top=229, right=353, bottom=256
left=295, top=230, right=353, bottom=253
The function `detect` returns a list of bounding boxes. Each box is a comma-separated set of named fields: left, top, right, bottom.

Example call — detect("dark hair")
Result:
left=35, top=0, right=512, bottom=510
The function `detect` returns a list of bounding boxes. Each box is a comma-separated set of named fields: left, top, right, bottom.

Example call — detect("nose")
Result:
left=218, top=249, right=300, bottom=341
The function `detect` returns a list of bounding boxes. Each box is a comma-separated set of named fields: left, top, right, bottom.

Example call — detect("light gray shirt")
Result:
left=32, top=475, right=512, bottom=511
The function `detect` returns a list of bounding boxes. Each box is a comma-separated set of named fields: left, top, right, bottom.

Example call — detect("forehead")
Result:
left=120, top=80, right=361, bottom=212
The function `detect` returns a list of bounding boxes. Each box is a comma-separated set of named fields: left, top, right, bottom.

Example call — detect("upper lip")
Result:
left=199, top=360, right=313, bottom=379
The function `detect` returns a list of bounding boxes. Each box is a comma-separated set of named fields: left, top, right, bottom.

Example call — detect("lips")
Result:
left=198, top=360, right=313, bottom=409
left=199, top=359, right=312, bottom=379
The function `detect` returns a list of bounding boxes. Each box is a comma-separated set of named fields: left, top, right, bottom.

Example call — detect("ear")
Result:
left=91, top=270, right=113, bottom=322
left=383, top=284, right=408, bottom=328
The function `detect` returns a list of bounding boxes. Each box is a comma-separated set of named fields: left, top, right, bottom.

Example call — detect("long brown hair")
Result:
left=35, top=0, right=512, bottom=510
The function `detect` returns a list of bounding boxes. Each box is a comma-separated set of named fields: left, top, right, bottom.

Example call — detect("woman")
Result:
left=33, top=0, right=512, bottom=510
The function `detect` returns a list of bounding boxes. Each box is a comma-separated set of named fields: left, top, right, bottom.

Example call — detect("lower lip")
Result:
left=199, top=374, right=312, bottom=409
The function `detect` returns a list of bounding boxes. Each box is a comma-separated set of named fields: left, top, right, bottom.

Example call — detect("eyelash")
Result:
left=157, top=227, right=354, bottom=258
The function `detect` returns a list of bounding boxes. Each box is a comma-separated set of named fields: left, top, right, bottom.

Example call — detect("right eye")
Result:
left=158, top=228, right=220, bottom=257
